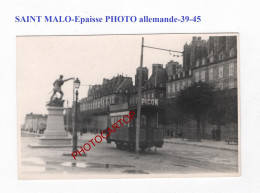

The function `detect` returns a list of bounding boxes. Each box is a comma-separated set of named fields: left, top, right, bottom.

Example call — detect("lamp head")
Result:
left=74, top=78, right=80, bottom=90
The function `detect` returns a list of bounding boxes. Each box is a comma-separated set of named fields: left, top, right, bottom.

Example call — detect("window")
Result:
left=112, top=96, right=115, bottom=104
left=151, top=93, right=154, bottom=98
left=229, top=81, right=234, bottom=89
left=209, top=68, right=213, bottom=80
left=219, top=66, right=223, bottom=78
left=210, top=56, right=214, bottom=63
left=219, top=82, right=223, bottom=90
left=201, top=70, right=206, bottom=82
left=196, top=60, right=200, bottom=67
left=159, top=93, right=163, bottom=99
left=148, top=94, right=150, bottom=98
left=229, top=63, right=234, bottom=76
left=182, top=81, right=186, bottom=89
left=219, top=53, right=224, bottom=60
left=195, top=71, right=199, bottom=82
left=144, top=94, right=146, bottom=98
left=176, top=83, right=180, bottom=91
left=167, top=84, right=171, bottom=94
left=171, top=83, right=175, bottom=93
left=188, top=80, right=191, bottom=86
left=141, top=115, right=147, bottom=126
left=202, top=58, right=206, bottom=65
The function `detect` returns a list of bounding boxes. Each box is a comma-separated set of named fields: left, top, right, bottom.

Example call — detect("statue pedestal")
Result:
left=30, top=106, right=72, bottom=148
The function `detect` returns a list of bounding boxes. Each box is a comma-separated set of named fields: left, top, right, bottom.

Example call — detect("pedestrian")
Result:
left=106, top=127, right=111, bottom=143
left=216, top=128, right=221, bottom=141
left=212, top=128, right=216, bottom=141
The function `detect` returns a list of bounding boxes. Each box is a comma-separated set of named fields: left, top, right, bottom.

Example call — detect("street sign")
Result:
left=141, top=98, right=159, bottom=106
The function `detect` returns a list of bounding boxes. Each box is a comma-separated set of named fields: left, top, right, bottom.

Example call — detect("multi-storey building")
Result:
left=129, top=64, right=168, bottom=129
left=183, top=36, right=208, bottom=71
left=23, top=113, right=47, bottom=134
left=79, top=74, right=133, bottom=133
left=165, top=35, right=238, bottom=139
left=78, top=35, right=238, bottom=140
left=135, top=66, right=148, bottom=87
left=167, top=36, right=237, bottom=97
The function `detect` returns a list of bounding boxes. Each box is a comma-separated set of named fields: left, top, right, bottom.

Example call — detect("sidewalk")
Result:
left=78, top=133, right=238, bottom=152
left=164, top=138, right=238, bottom=152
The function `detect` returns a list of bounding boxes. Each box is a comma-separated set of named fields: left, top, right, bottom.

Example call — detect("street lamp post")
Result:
left=135, top=37, right=144, bottom=157
left=72, top=78, right=80, bottom=153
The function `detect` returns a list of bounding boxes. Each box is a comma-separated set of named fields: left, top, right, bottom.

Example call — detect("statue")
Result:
left=47, top=75, right=73, bottom=107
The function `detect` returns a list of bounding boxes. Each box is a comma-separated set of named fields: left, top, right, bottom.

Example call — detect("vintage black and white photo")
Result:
left=17, top=34, right=239, bottom=179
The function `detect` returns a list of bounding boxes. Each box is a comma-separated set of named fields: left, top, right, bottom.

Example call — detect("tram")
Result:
left=107, top=101, right=164, bottom=151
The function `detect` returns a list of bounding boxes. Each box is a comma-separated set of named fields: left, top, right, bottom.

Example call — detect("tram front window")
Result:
left=141, top=115, right=147, bottom=126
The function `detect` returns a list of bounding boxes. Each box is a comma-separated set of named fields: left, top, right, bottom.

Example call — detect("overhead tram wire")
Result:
left=143, top=45, right=183, bottom=55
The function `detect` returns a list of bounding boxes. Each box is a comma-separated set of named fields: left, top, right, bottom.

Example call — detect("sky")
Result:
left=17, top=34, right=210, bottom=127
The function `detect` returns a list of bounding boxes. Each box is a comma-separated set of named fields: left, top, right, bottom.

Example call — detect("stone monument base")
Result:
left=29, top=106, right=72, bottom=148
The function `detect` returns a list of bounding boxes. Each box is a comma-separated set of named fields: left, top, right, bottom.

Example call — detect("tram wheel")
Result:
left=128, top=143, right=135, bottom=152
left=140, top=146, right=146, bottom=152
left=116, top=143, right=121, bottom=149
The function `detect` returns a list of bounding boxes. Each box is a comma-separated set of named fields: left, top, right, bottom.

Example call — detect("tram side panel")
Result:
left=109, top=110, right=161, bottom=149
left=109, top=112, right=130, bottom=143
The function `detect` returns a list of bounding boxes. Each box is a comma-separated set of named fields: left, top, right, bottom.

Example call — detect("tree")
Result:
left=176, top=81, right=215, bottom=141
left=208, top=88, right=238, bottom=132
left=163, top=99, right=185, bottom=135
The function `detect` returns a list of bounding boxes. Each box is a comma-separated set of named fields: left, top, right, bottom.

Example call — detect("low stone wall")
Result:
left=21, top=131, right=43, bottom=137
left=181, top=120, right=238, bottom=141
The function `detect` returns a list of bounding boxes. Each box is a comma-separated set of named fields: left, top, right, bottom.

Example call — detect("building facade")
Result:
left=166, top=36, right=238, bottom=140
left=79, top=74, right=133, bottom=133
left=78, top=35, right=238, bottom=140
left=23, top=113, right=47, bottom=134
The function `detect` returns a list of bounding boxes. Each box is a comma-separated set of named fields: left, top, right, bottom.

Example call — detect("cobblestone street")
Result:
left=20, top=134, right=238, bottom=179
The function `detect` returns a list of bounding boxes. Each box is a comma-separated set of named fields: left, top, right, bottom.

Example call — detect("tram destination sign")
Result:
left=141, top=98, right=159, bottom=106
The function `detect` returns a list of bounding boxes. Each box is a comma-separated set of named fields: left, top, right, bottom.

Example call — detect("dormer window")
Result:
left=219, top=52, right=224, bottom=60
left=230, top=48, right=235, bottom=57
left=202, top=58, right=206, bottom=65
left=209, top=56, right=214, bottom=63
